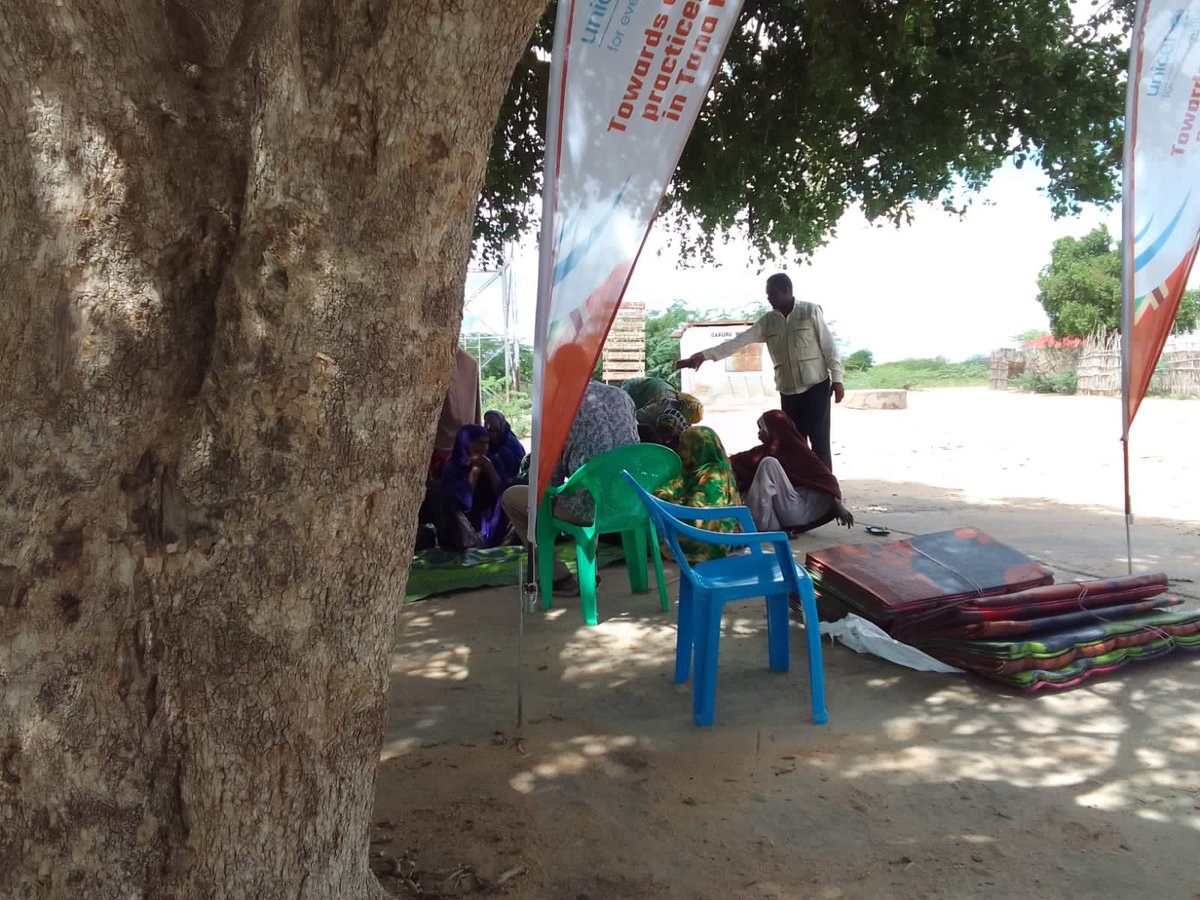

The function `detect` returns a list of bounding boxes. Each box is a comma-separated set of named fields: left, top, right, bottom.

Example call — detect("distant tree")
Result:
left=844, top=349, right=875, bottom=371
left=645, top=301, right=704, bottom=386
left=464, top=333, right=533, bottom=387
left=1036, top=227, right=1200, bottom=338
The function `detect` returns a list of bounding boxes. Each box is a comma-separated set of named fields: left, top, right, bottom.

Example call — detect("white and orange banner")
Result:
left=1122, top=0, right=1200, bottom=434
left=530, top=0, right=745, bottom=521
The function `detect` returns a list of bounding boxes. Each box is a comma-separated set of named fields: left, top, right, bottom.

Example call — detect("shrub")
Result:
left=1008, top=371, right=1077, bottom=395
left=844, top=349, right=874, bottom=371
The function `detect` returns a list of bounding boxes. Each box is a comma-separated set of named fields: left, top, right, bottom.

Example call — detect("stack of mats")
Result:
left=806, top=527, right=1200, bottom=691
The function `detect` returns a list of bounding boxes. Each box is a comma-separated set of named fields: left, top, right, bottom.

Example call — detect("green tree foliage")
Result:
left=645, top=300, right=704, bottom=386
left=1036, top=227, right=1200, bottom=338
left=844, top=349, right=875, bottom=371
left=461, top=334, right=534, bottom=432
left=475, top=1, right=1131, bottom=265
left=462, top=333, right=533, bottom=386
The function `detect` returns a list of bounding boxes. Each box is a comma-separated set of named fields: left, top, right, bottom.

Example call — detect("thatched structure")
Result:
left=994, top=333, right=1200, bottom=398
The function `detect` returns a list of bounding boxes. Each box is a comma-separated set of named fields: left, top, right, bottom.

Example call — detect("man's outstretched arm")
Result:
left=674, top=319, right=766, bottom=370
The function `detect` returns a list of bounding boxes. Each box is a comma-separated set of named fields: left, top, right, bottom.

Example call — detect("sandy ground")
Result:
left=372, top=388, right=1200, bottom=899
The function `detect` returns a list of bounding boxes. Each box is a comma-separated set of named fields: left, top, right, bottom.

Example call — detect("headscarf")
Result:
left=654, top=426, right=742, bottom=563
left=484, top=410, right=525, bottom=484
left=653, top=405, right=689, bottom=444
left=677, top=393, right=704, bottom=425
left=729, top=409, right=841, bottom=499
left=553, top=381, right=640, bottom=522
left=624, top=377, right=704, bottom=430
left=622, top=376, right=674, bottom=410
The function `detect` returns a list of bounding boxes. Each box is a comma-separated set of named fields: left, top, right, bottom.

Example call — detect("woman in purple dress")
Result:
left=439, top=423, right=508, bottom=549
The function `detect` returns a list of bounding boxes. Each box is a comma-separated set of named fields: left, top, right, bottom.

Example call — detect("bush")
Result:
left=1008, top=371, right=1077, bottom=395
left=844, top=349, right=874, bottom=371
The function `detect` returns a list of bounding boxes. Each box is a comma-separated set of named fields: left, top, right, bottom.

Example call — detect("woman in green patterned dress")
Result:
left=654, top=426, right=742, bottom=563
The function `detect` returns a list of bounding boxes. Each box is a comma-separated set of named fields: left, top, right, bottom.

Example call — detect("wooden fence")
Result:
left=993, top=333, right=1200, bottom=398
left=601, top=301, right=646, bottom=381
left=988, top=349, right=1024, bottom=390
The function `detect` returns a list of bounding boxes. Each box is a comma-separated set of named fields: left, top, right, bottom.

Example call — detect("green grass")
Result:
left=842, top=356, right=989, bottom=390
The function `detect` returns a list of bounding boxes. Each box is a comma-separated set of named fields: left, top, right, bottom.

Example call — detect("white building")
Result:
left=676, top=321, right=775, bottom=403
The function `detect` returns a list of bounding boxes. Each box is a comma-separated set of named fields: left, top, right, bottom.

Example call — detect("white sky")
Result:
left=464, top=159, right=1138, bottom=364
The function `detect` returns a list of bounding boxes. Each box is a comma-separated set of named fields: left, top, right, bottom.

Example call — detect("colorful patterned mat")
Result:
left=405, top=543, right=627, bottom=602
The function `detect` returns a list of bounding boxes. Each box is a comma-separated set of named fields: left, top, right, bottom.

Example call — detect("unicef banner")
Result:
left=1122, top=0, right=1200, bottom=433
left=530, top=0, right=745, bottom=514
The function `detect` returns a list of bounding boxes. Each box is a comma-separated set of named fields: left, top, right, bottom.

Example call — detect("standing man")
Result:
left=675, top=273, right=844, bottom=470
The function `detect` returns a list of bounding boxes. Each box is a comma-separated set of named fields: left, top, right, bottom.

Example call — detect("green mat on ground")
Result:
left=405, top=542, right=628, bottom=602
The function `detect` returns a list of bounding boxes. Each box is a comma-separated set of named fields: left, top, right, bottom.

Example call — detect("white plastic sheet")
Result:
left=819, top=614, right=962, bottom=674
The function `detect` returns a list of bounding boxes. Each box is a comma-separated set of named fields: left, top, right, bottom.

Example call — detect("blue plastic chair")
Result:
left=621, top=471, right=828, bottom=727
left=537, top=444, right=681, bottom=625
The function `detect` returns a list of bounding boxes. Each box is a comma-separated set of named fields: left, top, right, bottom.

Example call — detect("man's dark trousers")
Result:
left=780, top=378, right=833, bottom=470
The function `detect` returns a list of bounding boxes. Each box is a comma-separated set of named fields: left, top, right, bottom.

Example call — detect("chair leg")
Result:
left=693, top=596, right=722, bottom=727
left=621, top=527, right=650, bottom=594
left=674, top=579, right=694, bottom=684
left=794, top=579, right=829, bottom=725
left=576, top=537, right=599, bottom=626
left=766, top=593, right=790, bottom=673
left=649, top=522, right=669, bottom=612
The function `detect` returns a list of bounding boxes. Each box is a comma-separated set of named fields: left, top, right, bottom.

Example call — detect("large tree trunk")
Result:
left=0, top=1, right=544, bottom=896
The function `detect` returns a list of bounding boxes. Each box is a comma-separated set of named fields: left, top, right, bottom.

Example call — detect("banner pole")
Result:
left=1118, top=0, right=1143, bottom=577
left=517, top=551, right=528, bottom=728
left=1122, top=436, right=1134, bottom=575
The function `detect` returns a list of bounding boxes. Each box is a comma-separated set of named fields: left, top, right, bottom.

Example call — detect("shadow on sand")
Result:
left=373, top=488, right=1200, bottom=899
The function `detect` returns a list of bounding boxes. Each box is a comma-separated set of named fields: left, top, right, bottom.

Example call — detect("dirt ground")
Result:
left=373, top=388, right=1200, bottom=899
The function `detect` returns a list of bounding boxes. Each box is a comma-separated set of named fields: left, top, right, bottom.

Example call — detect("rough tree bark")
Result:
left=0, top=1, right=544, bottom=896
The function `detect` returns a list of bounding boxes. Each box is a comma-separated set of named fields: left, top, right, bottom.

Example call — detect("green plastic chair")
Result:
left=536, top=443, right=681, bottom=625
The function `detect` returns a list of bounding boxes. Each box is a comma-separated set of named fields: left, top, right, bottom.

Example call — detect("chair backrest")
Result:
left=556, top=443, right=681, bottom=529
left=621, top=470, right=736, bottom=588
left=622, top=471, right=802, bottom=594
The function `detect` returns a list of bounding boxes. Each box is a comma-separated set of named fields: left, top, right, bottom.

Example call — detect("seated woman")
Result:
left=431, top=423, right=509, bottom=550
left=729, top=410, right=854, bottom=534
left=654, top=426, right=743, bottom=563
left=484, top=410, right=526, bottom=487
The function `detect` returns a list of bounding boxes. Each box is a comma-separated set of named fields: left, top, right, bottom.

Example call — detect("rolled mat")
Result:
left=887, top=571, right=1171, bottom=638
left=901, top=595, right=1182, bottom=641
left=915, top=606, right=1200, bottom=658
left=977, top=638, right=1192, bottom=691
left=923, top=611, right=1200, bottom=674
